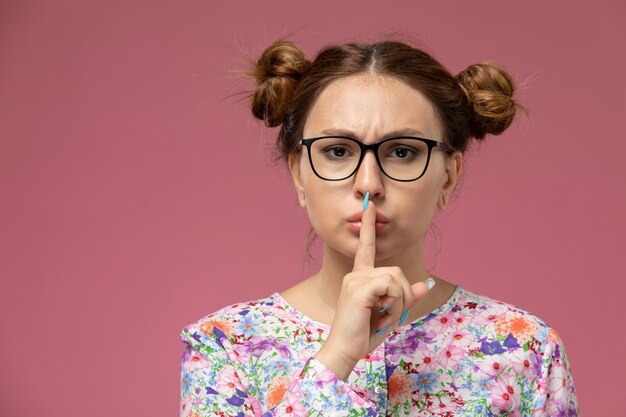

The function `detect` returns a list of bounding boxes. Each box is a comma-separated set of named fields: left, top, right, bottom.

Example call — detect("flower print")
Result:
left=349, top=385, right=370, bottom=408
left=430, top=312, right=456, bottom=333
left=547, top=361, right=569, bottom=405
left=219, top=303, right=248, bottom=316
left=386, top=343, right=405, bottom=363
left=274, top=340, right=292, bottom=358
left=478, top=355, right=507, bottom=376
left=303, top=357, right=344, bottom=397
left=180, top=396, right=199, bottom=417
left=438, top=344, right=465, bottom=369
left=535, top=374, right=569, bottom=417
left=510, top=349, right=541, bottom=380
left=471, top=402, right=486, bottom=415
left=495, top=312, right=538, bottom=343
left=411, top=371, right=438, bottom=394
left=476, top=374, right=493, bottom=392
left=432, top=393, right=458, bottom=414
left=275, top=395, right=307, bottom=415
left=547, top=327, right=564, bottom=346
left=294, top=344, right=314, bottom=363
left=237, top=336, right=268, bottom=360
left=181, top=372, right=192, bottom=396
left=481, top=339, right=506, bottom=355
left=184, top=352, right=211, bottom=372
left=450, top=330, right=475, bottom=348
left=503, top=333, right=521, bottom=349
left=484, top=312, right=500, bottom=323
left=416, top=346, right=438, bottom=373
left=216, top=366, right=240, bottom=397
left=387, top=338, right=419, bottom=362
left=533, top=403, right=550, bottom=417
left=528, top=375, right=553, bottom=417
left=404, top=327, right=436, bottom=346
left=471, top=309, right=501, bottom=327
left=532, top=381, right=554, bottom=417
left=317, top=393, right=336, bottom=410
left=326, top=379, right=346, bottom=403
left=239, top=313, right=262, bottom=338
left=266, top=376, right=290, bottom=409
left=265, top=356, right=291, bottom=377
left=180, top=287, right=579, bottom=417
left=388, top=368, right=413, bottom=406
left=489, top=372, right=521, bottom=413
left=238, top=336, right=291, bottom=360
left=451, top=311, right=470, bottom=329
left=327, top=378, right=342, bottom=396
left=403, top=333, right=422, bottom=350
left=198, top=320, right=236, bottom=338
left=545, top=399, right=567, bottom=417
left=365, top=344, right=384, bottom=362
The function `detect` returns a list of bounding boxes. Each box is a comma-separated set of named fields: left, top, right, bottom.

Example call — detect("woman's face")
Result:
left=288, top=74, right=462, bottom=263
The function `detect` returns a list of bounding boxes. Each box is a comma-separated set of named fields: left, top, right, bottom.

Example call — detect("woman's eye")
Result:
left=389, top=147, right=416, bottom=159
left=323, top=146, right=351, bottom=158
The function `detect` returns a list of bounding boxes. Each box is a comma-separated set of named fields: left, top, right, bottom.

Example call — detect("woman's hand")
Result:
left=314, top=199, right=433, bottom=381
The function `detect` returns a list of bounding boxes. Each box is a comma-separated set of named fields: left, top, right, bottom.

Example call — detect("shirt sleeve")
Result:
left=531, top=328, right=580, bottom=416
left=180, top=329, right=379, bottom=417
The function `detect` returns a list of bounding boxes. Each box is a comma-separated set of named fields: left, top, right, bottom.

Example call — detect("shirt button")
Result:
left=375, top=386, right=383, bottom=394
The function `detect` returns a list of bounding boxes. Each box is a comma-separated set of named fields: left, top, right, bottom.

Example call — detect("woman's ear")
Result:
left=438, top=151, right=463, bottom=210
left=288, top=153, right=307, bottom=208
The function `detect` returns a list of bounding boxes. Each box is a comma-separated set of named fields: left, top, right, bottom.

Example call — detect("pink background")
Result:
left=0, top=1, right=623, bottom=416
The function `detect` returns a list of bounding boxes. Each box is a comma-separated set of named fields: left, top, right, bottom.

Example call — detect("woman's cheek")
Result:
left=396, top=201, right=435, bottom=240
left=306, top=199, right=353, bottom=251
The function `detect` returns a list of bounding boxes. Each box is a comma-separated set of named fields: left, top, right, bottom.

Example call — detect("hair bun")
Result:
left=456, top=63, right=519, bottom=139
left=249, top=41, right=311, bottom=127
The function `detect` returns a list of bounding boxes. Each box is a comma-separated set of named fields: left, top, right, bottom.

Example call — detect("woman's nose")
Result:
left=353, top=150, right=385, bottom=199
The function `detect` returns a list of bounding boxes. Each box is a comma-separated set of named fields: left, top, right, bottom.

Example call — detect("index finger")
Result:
left=352, top=192, right=376, bottom=272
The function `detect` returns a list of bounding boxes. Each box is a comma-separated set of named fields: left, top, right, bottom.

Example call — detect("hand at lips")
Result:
left=313, top=192, right=434, bottom=381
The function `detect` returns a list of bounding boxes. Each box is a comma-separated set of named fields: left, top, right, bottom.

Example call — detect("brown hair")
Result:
left=247, top=38, right=522, bottom=262
left=250, top=39, right=520, bottom=156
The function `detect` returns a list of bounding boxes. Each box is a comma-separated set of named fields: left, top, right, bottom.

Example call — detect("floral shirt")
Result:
left=179, top=285, right=579, bottom=416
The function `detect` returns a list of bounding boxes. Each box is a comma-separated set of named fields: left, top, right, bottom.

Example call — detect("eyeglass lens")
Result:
left=309, top=137, right=430, bottom=181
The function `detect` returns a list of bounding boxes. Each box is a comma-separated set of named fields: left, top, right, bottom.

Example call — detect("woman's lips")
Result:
left=346, top=209, right=389, bottom=234
left=346, top=210, right=389, bottom=223
left=347, top=220, right=388, bottom=234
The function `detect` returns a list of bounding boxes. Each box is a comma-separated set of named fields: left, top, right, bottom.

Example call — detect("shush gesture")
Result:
left=314, top=192, right=435, bottom=381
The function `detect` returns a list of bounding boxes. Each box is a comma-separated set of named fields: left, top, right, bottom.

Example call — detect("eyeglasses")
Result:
left=298, top=135, right=453, bottom=182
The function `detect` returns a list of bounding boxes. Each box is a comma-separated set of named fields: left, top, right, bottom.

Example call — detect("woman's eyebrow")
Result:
left=320, top=127, right=426, bottom=137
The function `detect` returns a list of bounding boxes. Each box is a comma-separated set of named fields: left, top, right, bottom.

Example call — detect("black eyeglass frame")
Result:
left=298, top=135, right=454, bottom=182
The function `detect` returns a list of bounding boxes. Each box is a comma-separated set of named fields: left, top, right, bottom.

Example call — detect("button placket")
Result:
left=375, top=340, right=388, bottom=414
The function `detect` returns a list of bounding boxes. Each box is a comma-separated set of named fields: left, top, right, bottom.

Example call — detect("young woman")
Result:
left=179, top=39, right=579, bottom=417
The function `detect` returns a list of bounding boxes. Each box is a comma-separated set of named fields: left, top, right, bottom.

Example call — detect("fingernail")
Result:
left=379, top=303, right=393, bottom=313
left=374, top=325, right=390, bottom=335
left=399, top=310, right=409, bottom=325
left=363, top=191, right=369, bottom=211
left=425, top=278, right=436, bottom=290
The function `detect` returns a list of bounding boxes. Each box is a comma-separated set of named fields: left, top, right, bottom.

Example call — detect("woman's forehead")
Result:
left=303, top=74, right=442, bottom=141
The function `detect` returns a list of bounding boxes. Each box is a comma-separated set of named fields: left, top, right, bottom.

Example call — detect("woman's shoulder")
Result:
left=179, top=292, right=295, bottom=354
left=456, top=286, right=551, bottom=323
left=453, top=285, right=566, bottom=351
